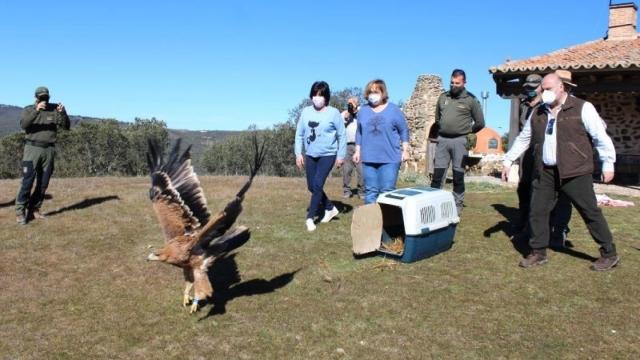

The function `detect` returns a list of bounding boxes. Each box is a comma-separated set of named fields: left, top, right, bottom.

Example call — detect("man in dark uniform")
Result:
left=502, top=73, right=619, bottom=271
left=431, top=69, right=485, bottom=215
left=515, top=74, right=542, bottom=231
left=15, top=86, right=70, bottom=225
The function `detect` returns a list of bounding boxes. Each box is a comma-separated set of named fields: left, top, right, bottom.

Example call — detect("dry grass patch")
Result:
left=0, top=175, right=638, bottom=359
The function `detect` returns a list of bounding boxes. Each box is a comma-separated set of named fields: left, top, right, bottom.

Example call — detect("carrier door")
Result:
left=351, top=204, right=383, bottom=255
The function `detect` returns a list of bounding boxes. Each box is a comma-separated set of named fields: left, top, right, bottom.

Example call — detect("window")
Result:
left=488, top=138, right=498, bottom=149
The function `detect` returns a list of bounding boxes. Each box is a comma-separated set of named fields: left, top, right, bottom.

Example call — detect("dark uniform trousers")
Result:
left=15, top=143, right=55, bottom=214
left=529, top=166, right=616, bottom=257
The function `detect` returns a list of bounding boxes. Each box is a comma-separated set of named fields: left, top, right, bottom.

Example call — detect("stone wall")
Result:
left=583, top=92, right=640, bottom=155
left=402, top=75, right=444, bottom=173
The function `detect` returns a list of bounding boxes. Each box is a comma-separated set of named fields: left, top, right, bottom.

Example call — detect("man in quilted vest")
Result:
left=501, top=73, right=619, bottom=271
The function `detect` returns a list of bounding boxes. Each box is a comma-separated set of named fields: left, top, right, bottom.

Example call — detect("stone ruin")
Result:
left=402, top=74, right=502, bottom=177
left=402, top=74, right=444, bottom=173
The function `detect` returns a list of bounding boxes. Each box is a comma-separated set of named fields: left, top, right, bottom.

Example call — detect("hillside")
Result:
left=0, top=104, right=240, bottom=169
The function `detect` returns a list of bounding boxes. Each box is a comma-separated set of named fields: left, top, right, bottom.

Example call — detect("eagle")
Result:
left=145, top=135, right=265, bottom=313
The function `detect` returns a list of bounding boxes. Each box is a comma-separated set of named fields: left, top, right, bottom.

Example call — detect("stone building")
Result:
left=489, top=2, right=640, bottom=183
left=402, top=74, right=444, bottom=174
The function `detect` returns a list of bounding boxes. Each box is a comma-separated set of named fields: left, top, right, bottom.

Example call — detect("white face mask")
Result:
left=312, top=96, right=325, bottom=109
left=541, top=90, right=557, bottom=105
left=368, top=93, right=382, bottom=106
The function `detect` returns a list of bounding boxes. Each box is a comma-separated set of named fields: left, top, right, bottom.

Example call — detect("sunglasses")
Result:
left=546, top=118, right=555, bottom=135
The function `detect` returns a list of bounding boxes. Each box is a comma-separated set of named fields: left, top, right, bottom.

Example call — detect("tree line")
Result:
left=0, top=87, right=363, bottom=179
left=0, top=118, right=168, bottom=179
left=200, top=87, right=362, bottom=176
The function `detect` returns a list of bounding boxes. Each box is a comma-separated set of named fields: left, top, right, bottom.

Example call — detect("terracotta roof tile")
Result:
left=489, top=37, right=640, bottom=74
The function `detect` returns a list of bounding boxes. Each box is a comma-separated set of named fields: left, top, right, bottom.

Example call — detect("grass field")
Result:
left=1, top=175, right=638, bottom=359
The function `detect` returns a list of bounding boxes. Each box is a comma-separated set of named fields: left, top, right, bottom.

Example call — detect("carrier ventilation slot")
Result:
left=420, top=205, right=436, bottom=224
left=441, top=202, right=454, bottom=219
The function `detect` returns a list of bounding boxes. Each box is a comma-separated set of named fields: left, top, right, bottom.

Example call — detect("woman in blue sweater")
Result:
left=353, top=79, right=410, bottom=204
left=294, top=81, right=346, bottom=232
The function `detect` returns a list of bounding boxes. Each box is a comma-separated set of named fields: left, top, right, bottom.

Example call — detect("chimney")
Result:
left=607, top=2, right=638, bottom=40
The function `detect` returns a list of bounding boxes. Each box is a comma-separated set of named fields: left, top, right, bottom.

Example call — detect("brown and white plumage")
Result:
left=146, top=135, right=265, bottom=313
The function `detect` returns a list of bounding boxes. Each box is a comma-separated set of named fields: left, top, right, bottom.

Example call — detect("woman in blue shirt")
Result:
left=294, top=81, right=346, bottom=232
left=353, top=79, right=410, bottom=204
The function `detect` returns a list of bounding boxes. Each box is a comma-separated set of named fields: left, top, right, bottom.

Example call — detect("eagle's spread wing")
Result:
left=147, top=139, right=211, bottom=241
left=198, top=133, right=266, bottom=253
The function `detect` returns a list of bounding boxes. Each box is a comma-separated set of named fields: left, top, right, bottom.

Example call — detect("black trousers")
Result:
left=529, top=166, right=616, bottom=257
left=518, top=148, right=573, bottom=242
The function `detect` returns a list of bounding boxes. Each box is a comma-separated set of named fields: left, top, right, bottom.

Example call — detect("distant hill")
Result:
left=0, top=104, right=240, bottom=170
left=0, top=104, right=119, bottom=135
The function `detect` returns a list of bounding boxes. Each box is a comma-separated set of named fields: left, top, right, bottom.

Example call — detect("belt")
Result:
left=347, top=142, right=356, bottom=145
left=438, top=133, right=467, bottom=139
left=25, top=139, right=55, bottom=148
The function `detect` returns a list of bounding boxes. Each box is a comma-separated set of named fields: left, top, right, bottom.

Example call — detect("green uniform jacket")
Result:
left=435, top=89, right=485, bottom=137
left=20, top=103, right=71, bottom=144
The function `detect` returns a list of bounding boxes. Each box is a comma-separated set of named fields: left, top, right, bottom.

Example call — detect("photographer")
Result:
left=341, top=97, right=363, bottom=198
left=15, top=86, right=70, bottom=225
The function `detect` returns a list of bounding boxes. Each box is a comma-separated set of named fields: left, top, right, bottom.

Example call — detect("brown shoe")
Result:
left=519, top=250, right=548, bottom=268
left=16, top=213, right=27, bottom=225
left=31, top=210, right=47, bottom=220
left=590, top=255, right=620, bottom=271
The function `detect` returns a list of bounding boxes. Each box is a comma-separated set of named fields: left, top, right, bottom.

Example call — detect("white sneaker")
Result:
left=320, top=206, right=339, bottom=223
left=306, top=218, right=316, bottom=232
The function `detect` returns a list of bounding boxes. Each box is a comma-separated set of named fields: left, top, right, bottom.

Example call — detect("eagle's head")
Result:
left=146, top=249, right=168, bottom=262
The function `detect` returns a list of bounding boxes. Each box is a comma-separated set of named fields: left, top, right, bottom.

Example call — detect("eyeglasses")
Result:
left=546, top=118, right=555, bottom=135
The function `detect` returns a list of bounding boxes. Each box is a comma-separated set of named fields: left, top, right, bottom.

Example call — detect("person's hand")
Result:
left=296, top=155, right=305, bottom=170
left=353, top=151, right=360, bottom=164
left=402, top=149, right=410, bottom=162
left=56, top=103, right=65, bottom=113
left=501, top=165, right=510, bottom=182
left=601, top=171, right=614, bottom=183
left=36, top=101, right=46, bottom=111
left=335, top=159, right=344, bottom=168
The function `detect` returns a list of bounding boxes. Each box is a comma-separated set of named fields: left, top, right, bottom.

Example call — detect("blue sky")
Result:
left=0, top=0, right=624, bottom=132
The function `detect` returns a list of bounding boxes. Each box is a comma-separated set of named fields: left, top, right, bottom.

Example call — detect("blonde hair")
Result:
left=364, top=79, right=389, bottom=104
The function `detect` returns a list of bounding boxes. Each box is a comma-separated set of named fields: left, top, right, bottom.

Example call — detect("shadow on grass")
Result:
left=551, top=246, right=598, bottom=261
left=307, top=201, right=354, bottom=220
left=200, top=253, right=299, bottom=321
left=483, top=205, right=520, bottom=235
left=333, top=201, right=354, bottom=215
left=483, top=204, right=529, bottom=257
left=484, top=203, right=598, bottom=261
left=1, top=194, right=53, bottom=209
left=44, top=195, right=120, bottom=216
left=0, top=198, right=15, bottom=208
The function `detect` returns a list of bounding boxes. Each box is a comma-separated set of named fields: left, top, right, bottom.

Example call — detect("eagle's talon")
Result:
left=189, top=300, right=199, bottom=314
